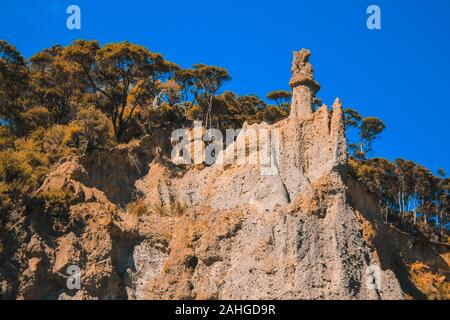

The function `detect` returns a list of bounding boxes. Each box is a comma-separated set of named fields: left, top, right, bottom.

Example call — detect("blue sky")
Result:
left=1, top=0, right=449, bottom=174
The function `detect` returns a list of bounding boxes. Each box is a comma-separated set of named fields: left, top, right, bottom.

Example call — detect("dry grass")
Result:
left=409, top=261, right=449, bottom=300
left=161, top=231, right=173, bottom=241
left=171, top=201, right=187, bottom=217
left=162, top=261, right=170, bottom=274
left=127, top=198, right=188, bottom=218
left=126, top=197, right=149, bottom=217
left=355, top=211, right=376, bottom=244
left=151, top=203, right=168, bottom=216
left=150, top=201, right=187, bottom=217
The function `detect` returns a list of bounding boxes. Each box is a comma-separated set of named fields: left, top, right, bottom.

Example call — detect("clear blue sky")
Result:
left=1, top=0, right=449, bottom=174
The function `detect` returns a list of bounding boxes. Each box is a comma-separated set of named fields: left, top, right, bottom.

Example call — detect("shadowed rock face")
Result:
left=3, top=49, right=436, bottom=300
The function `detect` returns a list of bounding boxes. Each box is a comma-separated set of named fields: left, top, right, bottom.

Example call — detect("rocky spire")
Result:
left=289, top=49, right=320, bottom=119
left=330, top=97, right=348, bottom=166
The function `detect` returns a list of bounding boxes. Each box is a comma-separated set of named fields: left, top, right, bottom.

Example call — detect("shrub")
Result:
left=42, top=124, right=73, bottom=161
left=409, top=261, right=450, bottom=300
left=149, top=201, right=187, bottom=217
left=126, top=197, right=149, bottom=217
left=172, top=201, right=187, bottom=217
left=187, top=105, right=203, bottom=121
left=0, top=181, right=12, bottom=214
left=0, top=130, right=52, bottom=212
left=0, top=126, right=14, bottom=150
left=139, top=103, right=178, bottom=131
left=70, top=105, right=114, bottom=154
left=151, top=203, right=168, bottom=216
left=0, top=153, right=35, bottom=207
left=42, top=106, right=114, bottom=158
left=263, top=105, right=288, bottom=124
left=22, top=106, right=52, bottom=130
left=38, top=188, right=75, bottom=210
left=33, top=187, right=77, bottom=234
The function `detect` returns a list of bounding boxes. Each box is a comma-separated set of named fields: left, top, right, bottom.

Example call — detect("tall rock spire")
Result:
left=330, top=97, right=348, bottom=167
left=289, top=49, right=320, bottom=119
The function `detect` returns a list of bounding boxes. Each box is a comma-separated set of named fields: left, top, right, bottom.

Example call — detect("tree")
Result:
left=312, top=96, right=323, bottom=111
left=365, top=158, right=398, bottom=223
left=437, top=168, right=447, bottom=178
left=60, top=40, right=178, bottom=142
left=343, top=108, right=362, bottom=130
left=0, top=40, right=29, bottom=135
left=236, top=94, right=266, bottom=114
left=209, top=92, right=268, bottom=128
left=70, top=105, right=114, bottom=154
left=159, top=79, right=182, bottom=108
left=191, top=64, right=231, bottom=128
left=28, top=45, right=77, bottom=122
left=174, top=68, right=196, bottom=106
left=266, top=90, right=292, bottom=110
left=438, top=178, right=449, bottom=232
left=350, top=116, right=385, bottom=160
left=263, top=105, right=288, bottom=124
left=350, top=154, right=450, bottom=239
left=394, top=158, right=421, bottom=230
left=361, top=117, right=385, bottom=144
left=411, top=164, right=434, bottom=227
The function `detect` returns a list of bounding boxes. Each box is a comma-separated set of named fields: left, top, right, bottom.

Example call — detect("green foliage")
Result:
left=0, top=126, right=14, bottom=150
left=347, top=112, right=385, bottom=160
left=0, top=181, right=12, bottom=214
left=312, top=96, right=323, bottom=111
left=346, top=102, right=447, bottom=242
left=212, top=92, right=266, bottom=127
left=187, top=105, right=203, bottom=122
left=160, top=79, right=182, bottom=106
left=171, top=64, right=232, bottom=127
left=139, top=103, right=179, bottom=131
left=59, top=40, right=179, bottom=142
left=263, top=105, right=288, bottom=124
left=21, top=106, right=52, bottom=130
left=29, top=45, right=76, bottom=122
left=42, top=124, right=75, bottom=161
left=360, top=117, right=386, bottom=143
left=37, top=187, right=75, bottom=212
left=32, top=187, right=77, bottom=234
left=40, top=105, right=114, bottom=160
left=0, top=40, right=29, bottom=135
left=343, top=108, right=362, bottom=129
left=437, top=168, right=447, bottom=178
left=191, top=64, right=231, bottom=96
left=351, top=157, right=449, bottom=241
left=267, top=90, right=292, bottom=109
left=71, top=105, right=114, bottom=154
left=0, top=136, right=49, bottom=207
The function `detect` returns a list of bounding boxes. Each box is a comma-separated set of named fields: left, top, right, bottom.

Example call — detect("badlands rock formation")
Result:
left=2, top=49, right=445, bottom=300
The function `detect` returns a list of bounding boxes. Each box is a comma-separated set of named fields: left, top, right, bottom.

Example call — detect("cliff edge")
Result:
left=1, top=49, right=447, bottom=300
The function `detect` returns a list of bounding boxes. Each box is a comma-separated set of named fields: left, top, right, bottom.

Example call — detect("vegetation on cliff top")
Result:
left=0, top=39, right=448, bottom=245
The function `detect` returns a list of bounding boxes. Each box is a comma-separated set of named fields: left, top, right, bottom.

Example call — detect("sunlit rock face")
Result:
left=2, top=50, right=407, bottom=300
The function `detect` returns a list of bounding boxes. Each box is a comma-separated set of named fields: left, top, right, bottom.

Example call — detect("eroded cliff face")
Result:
left=1, top=49, right=446, bottom=300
